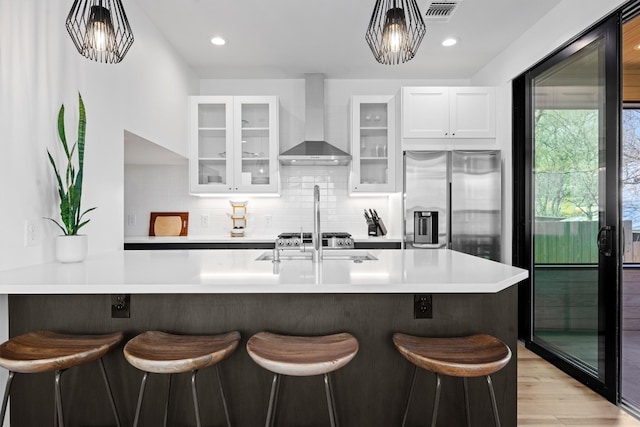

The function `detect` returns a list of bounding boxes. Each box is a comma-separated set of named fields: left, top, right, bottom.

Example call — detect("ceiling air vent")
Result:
left=424, top=1, right=462, bottom=22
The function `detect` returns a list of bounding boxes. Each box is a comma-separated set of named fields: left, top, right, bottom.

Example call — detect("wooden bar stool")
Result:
left=246, top=331, right=359, bottom=427
left=392, top=333, right=511, bottom=427
left=0, top=330, right=123, bottom=427
left=123, top=330, right=240, bottom=427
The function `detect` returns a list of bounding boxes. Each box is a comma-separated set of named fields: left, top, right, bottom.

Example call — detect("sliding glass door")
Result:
left=515, top=15, right=620, bottom=401
left=622, top=104, right=640, bottom=409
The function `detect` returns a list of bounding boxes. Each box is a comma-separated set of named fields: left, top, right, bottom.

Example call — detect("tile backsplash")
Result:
left=124, top=164, right=400, bottom=238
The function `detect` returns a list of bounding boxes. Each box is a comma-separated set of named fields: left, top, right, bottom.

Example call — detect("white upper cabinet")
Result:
left=189, top=96, right=279, bottom=194
left=349, top=95, right=396, bottom=193
left=449, top=88, right=496, bottom=138
left=401, top=87, right=495, bottom=139
left=401, top=87, right=449, bottom=139
left=233, top=97, right=279, bottom=193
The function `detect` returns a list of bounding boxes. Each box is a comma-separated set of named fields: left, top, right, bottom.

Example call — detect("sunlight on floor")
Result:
left=518, top=343, right=640, bottom=426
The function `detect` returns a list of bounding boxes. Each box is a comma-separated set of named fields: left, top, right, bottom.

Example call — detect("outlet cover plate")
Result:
left=111, top=294, right=130, bottom=318
left=414, top=294, right=433, bottom=319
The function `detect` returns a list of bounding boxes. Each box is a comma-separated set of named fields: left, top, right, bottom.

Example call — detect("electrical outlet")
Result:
left=265, top=215, right=272, bottom=227
left=24, top=220, right=38, bottom=247
left=201, top=213, right=210, bottom=227
left=414, top=294, right=433, bottom=319
left=111, top=294, right=130, bottom=318
left=127, top=214, right=136, bottom=226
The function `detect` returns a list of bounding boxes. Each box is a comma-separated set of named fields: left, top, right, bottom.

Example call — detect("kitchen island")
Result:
left=0, top=249, right=526, bottom=426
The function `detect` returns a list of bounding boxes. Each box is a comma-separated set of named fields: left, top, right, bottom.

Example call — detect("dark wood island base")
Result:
left=8, top=290, right=517, bottom=426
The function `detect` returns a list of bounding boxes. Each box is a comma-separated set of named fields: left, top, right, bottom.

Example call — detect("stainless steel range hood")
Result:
left=279, top=74, right=351, bottom=166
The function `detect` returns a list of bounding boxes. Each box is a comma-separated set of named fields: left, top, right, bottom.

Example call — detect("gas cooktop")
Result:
left=276, top=232, right=354, bottom=249
left=278, top=232, right=351, bottom=239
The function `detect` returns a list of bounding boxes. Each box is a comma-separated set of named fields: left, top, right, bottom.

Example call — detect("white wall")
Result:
left=125, top=163, right=398, bottom=238
left=470, top=0, right=627, bottom=263
left=0, top=0, right=197, bottom=272
left=121, top=5, right=197, bottom=158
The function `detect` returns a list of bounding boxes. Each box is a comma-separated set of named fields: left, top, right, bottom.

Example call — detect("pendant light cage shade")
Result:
left=66, top=0, right=134, bottom=64
left=365, top=0, right=426, bottom=65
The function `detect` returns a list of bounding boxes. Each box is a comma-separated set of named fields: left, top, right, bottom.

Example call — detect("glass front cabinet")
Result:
left=189, top=96, right=279, bottom=194
left=349, top=95, right=396, bottom=193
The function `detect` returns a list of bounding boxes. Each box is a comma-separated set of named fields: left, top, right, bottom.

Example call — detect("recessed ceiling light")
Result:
left=442, top=37, right=458, bottom=47
left=210, top=36, right=226, bottom=46
left=634, top=43, right=640, bottom=51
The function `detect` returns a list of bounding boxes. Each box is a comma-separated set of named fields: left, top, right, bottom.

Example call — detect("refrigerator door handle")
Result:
left=447, top=181, right=452, bottom=249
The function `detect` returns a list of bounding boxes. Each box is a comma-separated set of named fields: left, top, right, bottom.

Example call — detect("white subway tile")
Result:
left=125, top=164, right=396, bottom=237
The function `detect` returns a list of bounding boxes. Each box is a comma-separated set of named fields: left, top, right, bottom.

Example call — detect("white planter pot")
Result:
left=55, top=235, right=88, bottom=263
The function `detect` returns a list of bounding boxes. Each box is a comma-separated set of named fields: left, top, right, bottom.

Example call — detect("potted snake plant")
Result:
left=46, top=93, right=96, bottom=262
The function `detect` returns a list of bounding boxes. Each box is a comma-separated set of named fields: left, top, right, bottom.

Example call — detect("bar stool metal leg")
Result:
left=486, top=374, right=501, bottom=427
left=327, top=373, right=339, bottom=426
left=54, top=369, right=65, bottom=427
left=401, top=365, right=418, bottom=427
left=215, top=364, right=232, bottom=427
left=430, top=373, right=442, bottom=427
left=323, top=373, right=338, bottom=427
left=132, top=372, right=149, bottom=427
left=0, top=371, right=14, bottom=425
left=135, top=369, right=227, bottom=427
left=98, top=357, right=122, bottom=427
left=1, top=363, right=118, bottom=427
left=163, top=374, right=173, bottom=427
left=265, top=373, right=281, bottom=427
left=191, top=370, right=202, bottom=427
left=463, top=377, right=471, bottom=427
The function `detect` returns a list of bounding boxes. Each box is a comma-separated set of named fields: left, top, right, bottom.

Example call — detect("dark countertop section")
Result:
left=123, top=236, right=402, bottom=250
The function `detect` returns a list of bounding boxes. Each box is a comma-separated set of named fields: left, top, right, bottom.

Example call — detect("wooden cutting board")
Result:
left=149, top=212, right=189, bottom=236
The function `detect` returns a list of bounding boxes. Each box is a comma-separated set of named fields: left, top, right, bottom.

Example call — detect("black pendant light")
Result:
left=365, top=0, right=426, bottom=65
left=66, top=0, right=134, bottom=64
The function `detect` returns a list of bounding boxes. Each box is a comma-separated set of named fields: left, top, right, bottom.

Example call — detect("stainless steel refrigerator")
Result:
left=403, top=150, right=502, bottom=261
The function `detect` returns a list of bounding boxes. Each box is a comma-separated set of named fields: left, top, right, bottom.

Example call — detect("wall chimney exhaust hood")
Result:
left=279, top=74, right=351, bottom=166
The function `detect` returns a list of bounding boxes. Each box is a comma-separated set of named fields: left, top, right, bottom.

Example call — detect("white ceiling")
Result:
left=133, top=0, right=561, bottom=79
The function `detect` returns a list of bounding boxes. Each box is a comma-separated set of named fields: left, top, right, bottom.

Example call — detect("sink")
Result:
left=256, top=250, right=378, bottom=262
left=321, top=251, right=378, bottom=262
left=255, top=252, right=312, bottom=261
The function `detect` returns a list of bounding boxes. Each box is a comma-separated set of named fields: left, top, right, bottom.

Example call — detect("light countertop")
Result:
left=0, top=249, right=527, bottom=295
left=124, top=235, right=275, bottom=243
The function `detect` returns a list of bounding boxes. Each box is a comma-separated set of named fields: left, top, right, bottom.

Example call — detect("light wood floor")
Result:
left=518, top=343, right=640, bottom=426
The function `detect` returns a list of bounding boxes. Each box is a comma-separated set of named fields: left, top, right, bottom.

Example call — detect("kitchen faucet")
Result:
left=312, top=184, right=322, bottom=263
left=271, top=185, right=322, bottom=263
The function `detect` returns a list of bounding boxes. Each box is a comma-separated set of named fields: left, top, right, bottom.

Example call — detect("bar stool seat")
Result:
left=124, top=330, right=240, bottom=427
left=393, top=333, right=511, bottom=427
left=0, top=330, right=123, bottom=426
left=247, top=331, right=359, bottom=376
left=247, top=331, right=359, bottom=427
